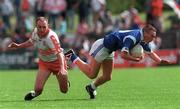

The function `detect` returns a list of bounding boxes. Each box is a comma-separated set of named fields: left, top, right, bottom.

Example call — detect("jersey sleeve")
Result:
left=140, top=42, right=152, bottom=54
left=48, top=35, right=62, bottom=54
left=121, top=35, right=136, bottom=53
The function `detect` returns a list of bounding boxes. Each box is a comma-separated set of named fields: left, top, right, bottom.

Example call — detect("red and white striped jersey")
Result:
left=30, top=28, right=62, bottom=62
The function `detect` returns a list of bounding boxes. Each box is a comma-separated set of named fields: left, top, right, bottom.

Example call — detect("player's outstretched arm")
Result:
left=148, top=52, right=172, bottom=64
left=8, top=39, right=33, bottom=50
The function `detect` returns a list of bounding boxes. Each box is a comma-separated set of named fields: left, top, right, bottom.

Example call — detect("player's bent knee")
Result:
left=88, top=71, right=99, bottom=79
left=89, top=74, right=98, bottom=79
left=60, top=88, right=68, bottom=94
left=59, top=84, right=68, bottom=94
left=61, top=90, right=68, bottom=94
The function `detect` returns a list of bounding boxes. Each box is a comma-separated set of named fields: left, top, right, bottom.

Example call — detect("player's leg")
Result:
left=54, top=55, right=69, bottom=93
left=85, top=47, right=114, bottom=99
left=65, top=39, right=106, bottom=79
left=93, top=59, right=113, bottom=87
left=85, top=59, right=113, bottom=99
left=65, top=50, right=101, bottom=79
left=55, top=72, right=69, bottom=93
left=74, top=56, right=101, bottom=79
left=34, top=69, right=51, bottom=96
left=24, top=61, right=51, bottom=101
left=24, top=69, right=51, bottom=101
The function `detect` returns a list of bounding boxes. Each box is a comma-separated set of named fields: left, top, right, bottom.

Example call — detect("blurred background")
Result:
left=0, top=0, right=179, bottom=69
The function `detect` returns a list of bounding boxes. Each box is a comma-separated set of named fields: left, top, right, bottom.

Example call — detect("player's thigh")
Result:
left=34, top=68, right=51, bottom=90
left=89, top=56, right=101, bottom=75
left=102, top=59, right=113, bottom=77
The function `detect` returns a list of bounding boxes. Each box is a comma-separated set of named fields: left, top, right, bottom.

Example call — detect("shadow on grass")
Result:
left=35, top=98, right=90, bottom=102
left=0, top=98, right=90, bottom=103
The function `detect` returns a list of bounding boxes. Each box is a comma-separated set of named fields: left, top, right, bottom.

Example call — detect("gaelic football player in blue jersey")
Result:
left=65, top=24, right=171, bottom=99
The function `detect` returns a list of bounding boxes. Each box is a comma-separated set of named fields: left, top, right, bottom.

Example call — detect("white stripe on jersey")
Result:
left=123, top=35, right=136, bottom=44
left=118, top=30, right=135, bottom=33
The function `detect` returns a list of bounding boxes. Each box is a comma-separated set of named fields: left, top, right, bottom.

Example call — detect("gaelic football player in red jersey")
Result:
left=8, top=17, right=69, bottom=101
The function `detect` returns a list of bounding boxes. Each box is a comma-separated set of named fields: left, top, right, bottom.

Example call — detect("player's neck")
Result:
left=142, top=39, right=148, bottom=44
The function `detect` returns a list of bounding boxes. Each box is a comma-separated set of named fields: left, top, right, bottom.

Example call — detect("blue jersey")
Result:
left=103, top=29, right=152, bottom=53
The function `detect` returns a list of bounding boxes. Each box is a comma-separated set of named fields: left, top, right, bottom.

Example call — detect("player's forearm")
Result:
left=18, top=39, right=33, bottom=48
left=148, top=52, right=161, bottom=63
left=57, top=53, right=64, bottom=69
left=120, top=52, right=140, bottom=62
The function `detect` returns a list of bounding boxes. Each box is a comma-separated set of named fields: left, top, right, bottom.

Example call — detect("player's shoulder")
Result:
left=46, top=29, right=59, bottom=41
left=32, top=28, right=38, bottom=33
left=46, top=29, right=58, bottom=38
left=116, top=29, right=140, bottom=37
left=31, top=28, right=38, bottom=39
left=118, top=29, right=140, bottom=33
left=49, top=29, right=58, bottom=36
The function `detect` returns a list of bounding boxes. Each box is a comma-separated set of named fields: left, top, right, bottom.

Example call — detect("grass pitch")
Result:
left=0, top=66, right=180, bottom=109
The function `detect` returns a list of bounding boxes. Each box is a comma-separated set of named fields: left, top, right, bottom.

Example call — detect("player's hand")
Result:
left=133, top=58, right=141, bottom=62
left=133, top=55, right=144, bottom=62
left=138, top=55, right=144, bottom=60
left=160, top=60, right=172, bottom=64
left=8, top=42, right=19, bottom=49
left=57, top=68, right=67, bottom=75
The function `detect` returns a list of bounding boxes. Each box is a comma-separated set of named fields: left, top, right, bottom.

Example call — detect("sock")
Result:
left=90, top=83, right=97, bottom=90
left=71, top=53, right=78, bottom=63
left=30, top=90, right=36, bottom=97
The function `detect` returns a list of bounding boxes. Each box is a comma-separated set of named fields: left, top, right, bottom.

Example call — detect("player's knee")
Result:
left=88, top=71, right=98, bottom=79
left=59, top=84, right=68, bottom=94
left=89, top=74, right=98, bottom=79
left=60, top=88, right=68, bottom=94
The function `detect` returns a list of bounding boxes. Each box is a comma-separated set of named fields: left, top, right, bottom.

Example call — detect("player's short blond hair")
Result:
left=143, top=24, right=157, bottom=33
left=36, top=17, right=48, bottom=24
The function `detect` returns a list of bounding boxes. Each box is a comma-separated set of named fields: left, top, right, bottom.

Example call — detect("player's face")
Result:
left=36, top=20, right=49, bottom=37
left=144, top=30, right=156, bottom=43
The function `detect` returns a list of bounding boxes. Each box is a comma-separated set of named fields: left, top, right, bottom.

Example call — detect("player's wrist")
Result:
left=71, top=54, right=78, bottom=63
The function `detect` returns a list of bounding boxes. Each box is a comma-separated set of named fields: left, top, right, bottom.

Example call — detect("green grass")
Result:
left=1, top=66, right=180, bottom=109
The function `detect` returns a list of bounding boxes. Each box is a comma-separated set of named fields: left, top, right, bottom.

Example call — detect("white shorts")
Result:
left=89, top=38, right=114, bottom=63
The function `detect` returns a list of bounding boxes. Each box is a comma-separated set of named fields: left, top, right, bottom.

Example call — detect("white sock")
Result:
left=30, top=90, right=36, bottom=97
left=72, top=57, right=79, bottom=63
left=90, top=83, right=97, bottom=90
